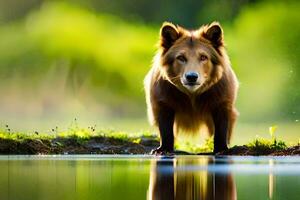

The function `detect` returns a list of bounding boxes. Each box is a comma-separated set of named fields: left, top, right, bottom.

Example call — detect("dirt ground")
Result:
left=219, top=145, right=300, bottom=156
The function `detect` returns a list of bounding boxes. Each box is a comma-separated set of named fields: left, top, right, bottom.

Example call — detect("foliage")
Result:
left=0, top=2, right=158, bottom=117
left=228, top=1, right=300, bottom=121
left=0, top=0, right=300, bottom=126
left=247, top=125, right=287, bottom=151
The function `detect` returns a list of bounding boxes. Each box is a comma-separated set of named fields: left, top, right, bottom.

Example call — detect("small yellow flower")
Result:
left=269, top=125, right=277, bottom=138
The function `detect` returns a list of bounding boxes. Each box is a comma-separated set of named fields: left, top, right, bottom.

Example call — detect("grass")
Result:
left=175, top=138, right=214, bottom=153
left=246, top=125, right=287, bottom=152
left=0, top=121, right=159, bottom=154
left=0, top=122, right=298, bottom=154
left=247, top=136, right=287, bottom=152
left=0, top=119, right=157, bottom=145
left=0, top=120, right=213, bottom=153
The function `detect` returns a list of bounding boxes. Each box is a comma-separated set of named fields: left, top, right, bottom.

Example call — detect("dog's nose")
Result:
left=185, top=71, right=198, bottom=83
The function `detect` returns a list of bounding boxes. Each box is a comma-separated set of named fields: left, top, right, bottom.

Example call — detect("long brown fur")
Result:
left=144, top=22, right=239, bottom=153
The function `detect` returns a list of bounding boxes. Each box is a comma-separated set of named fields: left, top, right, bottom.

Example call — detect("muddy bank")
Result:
left=0, top=136, right=299, bottom=155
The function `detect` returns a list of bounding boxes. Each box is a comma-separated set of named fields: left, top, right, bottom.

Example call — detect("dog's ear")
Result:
left=160, top=22, right=180, bottom=50
left=202, top=22, right=223, bottom=47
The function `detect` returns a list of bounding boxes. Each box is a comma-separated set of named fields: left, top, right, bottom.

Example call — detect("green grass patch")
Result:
left=246, top=125, right=288, bottom=152
left=0, top=120, right=157, bottom=145
left=247, top=137, right=287, bottom=152
left=175, top=138, right=214, bottom=153
left=0, top=123, right=297, bottom=154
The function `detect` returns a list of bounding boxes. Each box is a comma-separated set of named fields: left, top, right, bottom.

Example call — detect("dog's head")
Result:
left=158, top=22, right=227, bottom=94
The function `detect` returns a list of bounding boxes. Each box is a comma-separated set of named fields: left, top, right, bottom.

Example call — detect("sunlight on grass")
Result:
left=247, top=125, right=287, bottom=151
left=0, top=119, right=157, bottom=145
left=0, top=121, right=297, bottom=154
left=175, top=137, right=214, bottom=153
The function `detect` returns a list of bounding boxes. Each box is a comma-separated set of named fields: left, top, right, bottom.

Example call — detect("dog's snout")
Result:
left=185, top=71, right=198, bottom=83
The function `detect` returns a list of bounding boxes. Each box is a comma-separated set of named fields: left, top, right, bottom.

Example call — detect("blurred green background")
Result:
left=0, top=0, right=299, bottom=144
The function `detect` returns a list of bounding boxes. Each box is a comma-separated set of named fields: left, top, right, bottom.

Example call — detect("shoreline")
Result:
left=1, top=135, right=299, bottom=156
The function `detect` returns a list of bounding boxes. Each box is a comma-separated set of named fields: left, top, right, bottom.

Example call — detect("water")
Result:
left=0, top=155, right=300, bottom=200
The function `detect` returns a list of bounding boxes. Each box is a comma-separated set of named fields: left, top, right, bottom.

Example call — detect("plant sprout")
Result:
left=269, top=125, right=277, bottom=138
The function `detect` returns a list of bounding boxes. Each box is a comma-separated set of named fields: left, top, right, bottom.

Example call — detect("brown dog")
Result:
left=144, top=22, right=239, bottom=154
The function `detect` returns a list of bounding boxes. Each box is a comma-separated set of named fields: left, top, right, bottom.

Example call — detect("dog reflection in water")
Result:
left=147, top=157, right=236, bottom=200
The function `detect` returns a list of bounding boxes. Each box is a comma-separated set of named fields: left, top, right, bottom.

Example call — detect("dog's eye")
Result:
left=200, top=55, right=208, bottom=61
left=176, top=55, right=187, bottom=63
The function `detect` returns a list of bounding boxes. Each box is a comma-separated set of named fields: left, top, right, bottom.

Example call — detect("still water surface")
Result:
left=0, top=155, right=299, bottom=200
